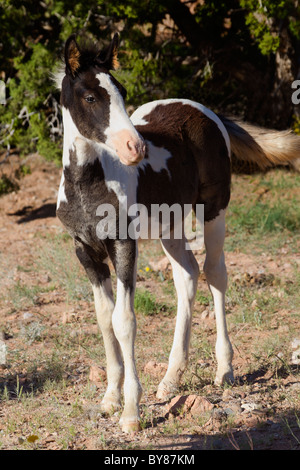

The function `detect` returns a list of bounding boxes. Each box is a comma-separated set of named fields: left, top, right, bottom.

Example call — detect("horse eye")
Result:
left=85, top=95, right=95, bottom=103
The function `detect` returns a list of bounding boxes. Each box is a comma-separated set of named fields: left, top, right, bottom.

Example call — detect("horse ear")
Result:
left=65, top=34, right=81, bottom=77
left=99, top=33, right=120, bottom=70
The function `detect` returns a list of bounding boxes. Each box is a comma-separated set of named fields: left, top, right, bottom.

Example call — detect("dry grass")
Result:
left=0, top=158, right=299, bottom=450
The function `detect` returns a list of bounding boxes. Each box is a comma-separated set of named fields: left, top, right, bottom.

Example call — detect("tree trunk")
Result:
left=269, top=27, right=297, bottom=129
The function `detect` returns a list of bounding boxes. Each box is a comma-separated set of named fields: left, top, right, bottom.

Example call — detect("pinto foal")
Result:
left=56, top=34, right=300, bottom=432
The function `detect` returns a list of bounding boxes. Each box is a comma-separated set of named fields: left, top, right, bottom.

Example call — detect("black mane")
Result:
left=66, top=36, right=111, bottom=73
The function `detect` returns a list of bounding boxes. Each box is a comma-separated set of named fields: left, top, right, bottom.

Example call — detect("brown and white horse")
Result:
left=56, top=33, right=300, bottom=433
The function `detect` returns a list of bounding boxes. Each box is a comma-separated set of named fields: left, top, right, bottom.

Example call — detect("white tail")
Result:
left=219, top=116, right=300, bottom=169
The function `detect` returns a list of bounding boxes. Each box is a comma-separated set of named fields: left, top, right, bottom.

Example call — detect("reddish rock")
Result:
left=165, top=394, right=214, bottom=417
left=89, top=365, right=106, bottom=386
left=144, top=360, right=168, bottom=378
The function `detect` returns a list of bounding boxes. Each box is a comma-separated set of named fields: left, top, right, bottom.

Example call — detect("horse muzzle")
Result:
left=109, top=130, right=146, bottom=166
left=121, top=139, right=146, bottom=166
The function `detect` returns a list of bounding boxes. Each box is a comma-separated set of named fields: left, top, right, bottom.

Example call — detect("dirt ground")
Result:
left=0, top=153, right=299, bottom=450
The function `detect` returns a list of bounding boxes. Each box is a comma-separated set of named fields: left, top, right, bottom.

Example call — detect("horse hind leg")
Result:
left=157, top=236, right=199, bottom=399
left=203, top=209, right=234, bottom=385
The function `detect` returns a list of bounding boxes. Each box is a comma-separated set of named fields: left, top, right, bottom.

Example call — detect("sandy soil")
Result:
left=0, top=153, right=299, bottom=450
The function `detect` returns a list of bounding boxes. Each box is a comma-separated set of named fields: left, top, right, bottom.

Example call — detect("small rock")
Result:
left=291, top=339, right=300, bottom=364
left=23, top=312, right=33, bottom=320
left=190, top=396, right=214, bottom=416
left=89, top=364, right=106, bottom=386
left=165, top=395, right=187, bottom=416
left=201, top=309, right=209, bottom=320
left=291, top=338, right=300, bottom=350
left=241, top=402, right=262, bottom=412
left=144, top=360, right=168, bottom=378
left=165, top=394, right=214, bottom=417
left=224, top=407, right=236, bottom=416
left=291, top=349, right=300, bottom=365
left=225, top=401, right=242, bottom=414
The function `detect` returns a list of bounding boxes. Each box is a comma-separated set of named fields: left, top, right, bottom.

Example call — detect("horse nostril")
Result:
left=127, top=140, right=145, bottom=159
left=127, top=140, right=136, bottom=154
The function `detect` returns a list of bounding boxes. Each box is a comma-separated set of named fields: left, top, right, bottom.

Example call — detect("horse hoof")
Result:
left=214, top=370, right=234, bottom=386
left=121, top=420, right=141, bottom=434
left=100, top=399, right=121, bottom=414
left=156, top=382, right=178, bottom=400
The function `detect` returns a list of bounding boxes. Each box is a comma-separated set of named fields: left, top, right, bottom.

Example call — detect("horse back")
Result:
left=132, top=99, right=231, bottom=221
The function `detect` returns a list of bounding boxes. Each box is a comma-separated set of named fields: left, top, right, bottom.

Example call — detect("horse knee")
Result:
left=204, top=256, right=227, bottom=291
left=112, top=306, right=136, bottom=344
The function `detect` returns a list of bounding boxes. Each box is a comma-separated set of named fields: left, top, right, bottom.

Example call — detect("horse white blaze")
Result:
left=96, top=73, right=145, bottom=165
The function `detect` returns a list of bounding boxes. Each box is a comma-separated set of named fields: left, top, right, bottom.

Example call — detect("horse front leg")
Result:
left=74, top=240, right=124, bottom=412
left=109, top=239, right=142, bottom=433
left=92, top=279, right=124, bottom=412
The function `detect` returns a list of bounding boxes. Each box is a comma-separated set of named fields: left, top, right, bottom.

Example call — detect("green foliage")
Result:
left=194, top=0, right=234, bottom=40
left=241, top=0, right=300, bottom=54
left=0, top=0, right=300, bottom=162
left=0, top=0, right=105, bottom=161
left=113, top=44, right=162, bottom=106
left=292, top=115, right=300, bottom=135
left=229, top=199, right=300, bottom=234
left=0, top=42, right=62, bottom=161
left=0, top=173, right=19, bottom=195
left=134, top=287, right=170, bottom=316
left=0, top=163, right=31, bottom=196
